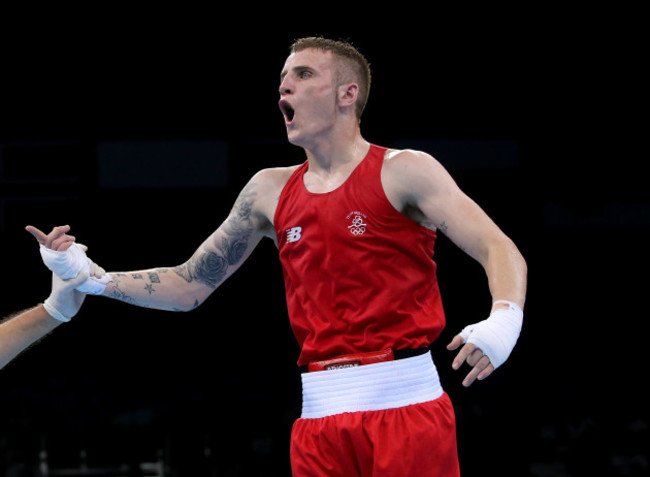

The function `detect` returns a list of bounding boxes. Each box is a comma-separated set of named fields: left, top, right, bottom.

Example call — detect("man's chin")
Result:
left=285, top=129, right=305, bottom=147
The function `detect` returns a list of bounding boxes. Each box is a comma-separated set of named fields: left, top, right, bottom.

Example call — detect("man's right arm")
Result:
left=102, top=175, right=272, bottom=311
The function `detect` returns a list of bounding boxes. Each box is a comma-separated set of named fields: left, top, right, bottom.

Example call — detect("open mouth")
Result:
left=279, top=99, right=295, bottom=123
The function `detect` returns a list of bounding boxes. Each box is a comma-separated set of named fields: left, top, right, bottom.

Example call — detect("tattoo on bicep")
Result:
left=193, top=252, right=228, bottom=287
left=174, top=181, right=258, bottom=288
left=174, top=251, right=228, bottom=288
left=420, top=220, right=436, bottom=231
left=218, top=236, right=248, bottom=265
left=219, top=182, right=256, bottom=263
left=148, top=272, right=160, bottom=283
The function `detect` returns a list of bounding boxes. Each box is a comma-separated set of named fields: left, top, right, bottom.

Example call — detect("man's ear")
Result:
left=337, top=82, right=359, bottom=109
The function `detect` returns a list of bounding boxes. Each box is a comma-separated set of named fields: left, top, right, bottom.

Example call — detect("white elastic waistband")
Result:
left=300, top=351, right=443, bottom=419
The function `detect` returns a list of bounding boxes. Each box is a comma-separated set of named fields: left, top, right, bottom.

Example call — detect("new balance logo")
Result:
left=286, top=226, right=302, bottom=243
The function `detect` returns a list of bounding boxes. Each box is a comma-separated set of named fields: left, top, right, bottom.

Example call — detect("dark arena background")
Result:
left=0, top=10, right=646, bottom=477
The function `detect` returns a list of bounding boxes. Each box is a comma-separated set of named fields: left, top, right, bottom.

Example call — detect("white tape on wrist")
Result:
left=39, top=243, right=87, bottom=279
left=43, top=298, right=70, bottom=322
left=39, top=243, right=112, bottom=295
left=459, top=300, right=523, bottom=369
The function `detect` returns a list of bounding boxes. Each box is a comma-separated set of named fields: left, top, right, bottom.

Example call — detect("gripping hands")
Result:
left=27, top=225, right=112, bottom=322
left=38, top=243, right=112, bottom=295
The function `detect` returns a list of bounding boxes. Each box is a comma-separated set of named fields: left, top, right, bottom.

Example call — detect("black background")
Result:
left=0, top=8, right=647, bottom=477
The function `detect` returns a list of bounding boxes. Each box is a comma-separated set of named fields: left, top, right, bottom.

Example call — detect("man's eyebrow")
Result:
left=280, top=65, right=314, bottom=81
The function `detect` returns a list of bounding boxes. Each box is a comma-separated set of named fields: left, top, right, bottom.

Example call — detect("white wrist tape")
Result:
left=39, top=243, right=112, bottom=295
left=43, top=298, right=70, bottom=322
left=459, top=300, right=523, bottom=369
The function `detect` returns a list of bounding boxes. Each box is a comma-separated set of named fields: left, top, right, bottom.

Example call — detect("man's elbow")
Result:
left=172, top=289, right=210, bottom=312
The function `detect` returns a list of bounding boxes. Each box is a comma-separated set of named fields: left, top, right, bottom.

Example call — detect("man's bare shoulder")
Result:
left=381, top=147, right=456, bottom=209
left=383, top=148, right=437, bottom=166
left=245, top=165, right=301, bottom=229
left=382, top=148, right=447, bottom=185
left=252, top=165, right=301, bottom=192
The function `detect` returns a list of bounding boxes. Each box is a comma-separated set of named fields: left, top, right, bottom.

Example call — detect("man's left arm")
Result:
left=383, top=149, right=528, bottom=386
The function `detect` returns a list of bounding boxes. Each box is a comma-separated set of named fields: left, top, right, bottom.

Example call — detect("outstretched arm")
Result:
left=102, top=177, right=270, bottom=311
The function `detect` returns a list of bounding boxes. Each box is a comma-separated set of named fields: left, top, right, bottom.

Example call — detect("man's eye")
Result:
left=298, top=71, right=312, bottom=79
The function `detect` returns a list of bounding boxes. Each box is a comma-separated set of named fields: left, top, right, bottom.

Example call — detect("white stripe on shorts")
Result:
left=300, top=351, right=443, bottom=419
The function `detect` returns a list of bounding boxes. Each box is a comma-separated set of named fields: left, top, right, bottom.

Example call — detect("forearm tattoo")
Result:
left=106, top=270, right=196, bottom=310
left=106, top=274, right=139, bottom=305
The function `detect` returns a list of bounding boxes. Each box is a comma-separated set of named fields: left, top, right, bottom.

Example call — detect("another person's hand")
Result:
left=45, top=272, right=90, bottom=322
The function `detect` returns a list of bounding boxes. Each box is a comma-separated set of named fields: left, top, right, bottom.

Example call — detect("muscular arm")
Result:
left=384, top=149, right=527, bottom=384
left=384, top=150, right=527, bottom=385
left=102, top=173, right=277, bottom=311
left=383, top=149, right=527, bottom=307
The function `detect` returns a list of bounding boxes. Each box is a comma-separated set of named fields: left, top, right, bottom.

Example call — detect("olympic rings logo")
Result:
left=348, top=215, right=367, bottom=236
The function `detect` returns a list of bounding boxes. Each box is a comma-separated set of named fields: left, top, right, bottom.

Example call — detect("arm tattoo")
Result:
left=174, top=181, right=257, bottom=288
left=105, top=268, right=193, bottom=308
left=105, top=276, right=138, bottom=305
left=102, top=184, right=258, bottom=307
left=174, top=251, right=228, bottom=288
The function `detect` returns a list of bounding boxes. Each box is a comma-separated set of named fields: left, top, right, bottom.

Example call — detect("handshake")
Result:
left=26, top=225, right=112, bottom=322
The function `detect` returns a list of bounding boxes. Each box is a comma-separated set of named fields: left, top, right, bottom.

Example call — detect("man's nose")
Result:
left=279, top=76, right=293, bottom=96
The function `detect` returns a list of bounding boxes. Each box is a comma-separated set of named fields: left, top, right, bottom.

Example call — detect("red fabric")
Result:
left=290, top=393, right=460, bottom=476
left=275, top=144, right=446, bottom=366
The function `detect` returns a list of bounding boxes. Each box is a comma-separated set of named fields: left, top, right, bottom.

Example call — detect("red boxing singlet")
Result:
left=275, top=145, right=446, bottom=366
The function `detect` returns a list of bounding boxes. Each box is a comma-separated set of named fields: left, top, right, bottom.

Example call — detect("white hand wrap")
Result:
left=43, top=272, right=90, bottom=322
left=39, top=243, right=112, bottom=295
left=43, top=299, right=70, bottom=322
left=459, top=300, right=523, bottom=369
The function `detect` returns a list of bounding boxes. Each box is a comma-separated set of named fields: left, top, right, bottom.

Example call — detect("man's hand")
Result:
left=26, top=224, right=75, bottom=252
left=26, top=224, right=109, bottom=285
left=447, top=301, right=523, bottom=387
left=447, top=336, right=495, bottom=387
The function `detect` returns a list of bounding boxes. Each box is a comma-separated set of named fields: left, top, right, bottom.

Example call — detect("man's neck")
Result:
left=304, top=131, right=370, bottom=175
left=301, top=132, right=371, bottom=194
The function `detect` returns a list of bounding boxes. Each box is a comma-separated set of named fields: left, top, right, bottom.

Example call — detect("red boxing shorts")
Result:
left=290, top=352, right=460, bottom=476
